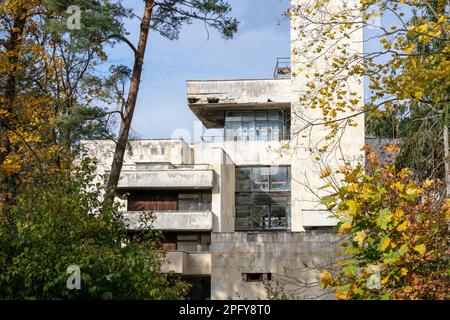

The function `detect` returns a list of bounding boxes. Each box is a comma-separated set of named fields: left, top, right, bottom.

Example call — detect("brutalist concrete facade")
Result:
left=211, top=231, right=340, bottom=300
left=82, top=0, right=364, bottom=300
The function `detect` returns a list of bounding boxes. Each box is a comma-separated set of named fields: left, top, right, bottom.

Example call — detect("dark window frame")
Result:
left=235, top=166, right=291, bottom=231
left=224, top=110, right=290, bottom=142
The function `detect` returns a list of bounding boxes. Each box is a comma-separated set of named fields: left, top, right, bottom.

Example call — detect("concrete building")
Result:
left=82, top=0, right=364, bottom=299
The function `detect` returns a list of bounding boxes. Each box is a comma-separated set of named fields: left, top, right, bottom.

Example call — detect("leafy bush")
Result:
left=320, top=156, right=449, bottom=300
left=0, top=159, right=188, bottom=299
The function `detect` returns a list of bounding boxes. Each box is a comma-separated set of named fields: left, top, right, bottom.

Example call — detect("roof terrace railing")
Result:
left=200, top=133, right=291, bottom=143
left=273, top=57, right=291, bottom=79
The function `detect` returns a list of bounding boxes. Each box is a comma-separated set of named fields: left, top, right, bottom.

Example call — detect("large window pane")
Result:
left=270, top=167, right=288, bottom=191
left=252, top=167, right=270, bottom=191
left=225, top=121, right=242, bottom=141
left=255, top=121, right=268, bottom=141
left=270, top=205, right=289, bottom=229
left=252, top=205, right=270, bottom=229
left=235, top=166, right=291, bottom=231
left=224, top=110, right=290, bottom=142
left=236, top=167, right=252, bottom=191
left=177, top=235, right=199, bottom=252
left=236, top=205, right=252, bottom=230
left=200, top=192, right=212, bottom=210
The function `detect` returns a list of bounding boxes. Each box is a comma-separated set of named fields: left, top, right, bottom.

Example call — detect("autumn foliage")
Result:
left=320, top=152, right=449, bottom=299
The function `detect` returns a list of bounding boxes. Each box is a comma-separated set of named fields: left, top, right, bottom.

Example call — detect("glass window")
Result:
left=200, top=192, right=212, bottom=210
left=252, top=205, right=270, bottom=229
left=236, top=205, right=252, bottom=230
left=226, top=111, right=242, bottom=122
left=235, top=166, right=291, bottom=231
left=252, top=167, right=270, bottom=191
left=178, top=193, right=199, bottom=211
left=224, top=110, right=290, bottom=142
left=177, top=235, right=199, bottom=252
left=236, top=167, right=252, bottom=191
left=225, top=121, right=242, bottom=141
left=270, top=205, right=289, bottom=229
left=270, top=167, right=289, bottom=191
left=200, top=234, right=211, bottom=252
left=269, top=192, right=290, bottom=204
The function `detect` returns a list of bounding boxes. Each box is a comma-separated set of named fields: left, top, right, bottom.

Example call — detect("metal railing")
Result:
left=273, top=57, right=291, bottom=79
left=200, top=133, right=291, bottom=143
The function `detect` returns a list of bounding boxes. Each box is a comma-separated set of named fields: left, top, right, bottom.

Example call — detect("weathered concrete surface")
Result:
left=302, top=210, right=338, bottom=227
left=210, top=148, right=235, bottom=232
left=187, top=79, right=291, bottom=128
left=162, top=251, right=211, bottom=275
left=124, top=211, right=213, bottom=231
left=194, top=141, right=292, bottom=167
left=211, top=231, right=339, bottom=300
left=115, top=169, right=214, bottom=189
left=81, top=139, right=193, bottom=171
left=288, top=0, right=365, bottom=231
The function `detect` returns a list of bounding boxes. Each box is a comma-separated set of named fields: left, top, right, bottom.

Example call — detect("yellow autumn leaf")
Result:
left=413, top=244, right=426, bottom=255
left=400, top=268, right=408, bottom=276
left=353, top=230, right=367, bottom=248
left=396, top=220, right=409, bottom=232
left=320, top=270, right=333, bottom=289
left=384, top=144, right=401, bottom=153
left=380, top=237, right=391, bottom=251
left=346, top=199, right=358, bottom=216
left=319, top=167, right=332, bottom=179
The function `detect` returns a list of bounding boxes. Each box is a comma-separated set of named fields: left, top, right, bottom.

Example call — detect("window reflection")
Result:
left=224, top=110, right=290, bottom=142
left=235, top=166, right=291, bottom=231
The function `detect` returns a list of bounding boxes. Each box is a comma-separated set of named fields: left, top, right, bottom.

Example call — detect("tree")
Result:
left=286, top=0, right=449, bottom=299
left=0, top=158, right=189, bottom=299
left=289, top=0, right=449, bottom=195
left=0, top=1, right=189, bottom=299
left=104, top=0, right=239, bottom=205
left=0, top=0, right=132, bottom=212
left=319, top=153, right=449, bottom=300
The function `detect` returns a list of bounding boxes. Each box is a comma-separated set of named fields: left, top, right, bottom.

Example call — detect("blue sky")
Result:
left=105, top=0, right=290, bottom=142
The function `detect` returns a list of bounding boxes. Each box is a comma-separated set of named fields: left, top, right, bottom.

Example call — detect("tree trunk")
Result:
left=0, top=11, right=27, bottom=214
left=103, top=0, right=154, bottom=206
left=444, top=123, right=450, bottom=197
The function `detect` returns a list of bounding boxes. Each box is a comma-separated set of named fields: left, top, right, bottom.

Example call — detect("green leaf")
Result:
left=377, top=208, right=392, bottom=230
left=398, top=244, right=409, bottom=256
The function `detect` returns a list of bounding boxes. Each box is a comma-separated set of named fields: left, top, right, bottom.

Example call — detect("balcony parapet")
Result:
left=161, top=251, right=211, bottom=275
left=124, top=210, right=213, bottom=231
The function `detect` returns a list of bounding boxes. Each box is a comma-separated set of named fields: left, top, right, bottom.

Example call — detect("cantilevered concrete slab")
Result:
left=116, top=169, right=214, bottom=189
left=187, top=79, right=291, bottom=128
left=124, top=210, right=213, bottom=231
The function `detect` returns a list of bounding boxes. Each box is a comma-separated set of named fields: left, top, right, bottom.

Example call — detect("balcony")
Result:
left=187, top=79, right=291, bottom=128
left=302, top=209, right=338, bottom=227
left=161, top=251, right=211, bottom=275
left=115, top=164, right=214, bottom=190
left=124, top=210, right=213, bottom=231
left=273, top=57, right=291, bottom=79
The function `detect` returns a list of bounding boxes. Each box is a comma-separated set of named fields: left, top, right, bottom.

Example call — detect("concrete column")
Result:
left=211, top=148, right=235, bottom=232
left=289, top=0, right=365, bottom=231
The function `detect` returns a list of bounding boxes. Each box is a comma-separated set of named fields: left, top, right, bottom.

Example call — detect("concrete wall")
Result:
left=81, top=139, right=192, bottom=171
left=210, top=148, right=236, bottom=232
left=187, top=79, right=292, bottom=105
left=211, top=231, right=339, bottom=300
left=288, top=0, right=365, bottom=231
left=162, top=251, right=211, bottom=275
left=116, top=169, right=214, bottom=189
left=187, top=79, right=291, bottom=128
left=193, top=141, right=292, bottom=166
left=124, top=211, right=213, bottom=231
